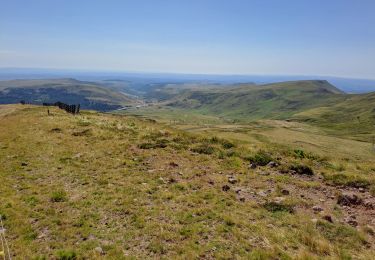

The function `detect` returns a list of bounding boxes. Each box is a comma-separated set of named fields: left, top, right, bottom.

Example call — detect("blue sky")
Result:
left=1, top=0, right=374, bottom=79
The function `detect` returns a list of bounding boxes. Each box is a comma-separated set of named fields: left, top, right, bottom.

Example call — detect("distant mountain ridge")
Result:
left=160, top=80, right=347, bottom=121
left=0, top=78, right=137, bottom=111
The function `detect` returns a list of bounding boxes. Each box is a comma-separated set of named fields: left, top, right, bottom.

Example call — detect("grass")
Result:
left=0, top=105, right=374, bottom=258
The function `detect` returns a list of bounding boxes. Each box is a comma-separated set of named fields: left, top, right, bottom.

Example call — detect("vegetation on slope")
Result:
left=0, top=105, right=374, bottom=259
left=161, top=80, right=346, bottom=121
left=0, top=79, right=137, bottom=111
left=292, top=92, right=375, bottom=141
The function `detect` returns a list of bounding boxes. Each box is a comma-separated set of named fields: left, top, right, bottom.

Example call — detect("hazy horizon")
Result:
left=1, top=0, right=375, bottom=80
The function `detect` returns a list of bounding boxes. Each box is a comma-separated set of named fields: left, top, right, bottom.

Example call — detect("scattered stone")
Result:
left=337, top=193, right=363, bottom=207
left=258, top=191, right=268, bottom=197
left=344, top=215, right=358, bottom=227
left=311, top=218, right=318, bottom=224
left=239, top=196, right=245, bottom=202
left=365, top=225, right=375, bottom=235
left=322, top=215, right=333, bottom=223
left=222, top=185, right=230, bottom=192
left=158, top=177, right=167, bottom=184
left=168, top=178, right=177, bottom=184
left=312, top=205, right=324, bottom=213
left=319, top=198, right=326, bottom=202
left=364, top=200, right=374, bottom=210
left=281, top=189, right=290, bottom=195
left=249, top=163, right=257, bottom=169
left=358, top=187, right=365, bottom=193
left=169, top=162, right=179, bottom=167
left=95, top=246, right=104, bottom=255
left=208, top=180, right=215, bottom=185
left=228, top=176, right=237, bottom=184
left=234, top=187, right=242, bottom=194
left=21, top=162, right=28, bottom=166
left=267, top=161, right=278, bottom=168
left=274, top=197, right=285, bottom=204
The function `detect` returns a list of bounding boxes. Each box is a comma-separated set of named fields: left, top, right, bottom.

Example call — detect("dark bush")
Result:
left=248, top=151, right=273, bottom=166
left=290, top=164, right=314, bottom=175
left=293, top=149, right=306, bottom=159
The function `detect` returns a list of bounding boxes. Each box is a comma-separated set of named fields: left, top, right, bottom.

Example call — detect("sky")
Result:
left=1, top=0, right=375, bottom=79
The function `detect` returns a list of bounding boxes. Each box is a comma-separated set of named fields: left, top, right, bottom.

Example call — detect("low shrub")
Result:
left=191, top=144, right=215, bottom=154
left=322, top=173, right=370, bottom=188
left=56, top=250, right=77, bottom=260
left=50, top=190, right=67, bottom=202
left=248, top=150, right=273, bottom=166
left=294, top=149, right=306, bottom=159
left=263, top=201, right=294, bottom=213
left=290, top=164, right=314, bottom=175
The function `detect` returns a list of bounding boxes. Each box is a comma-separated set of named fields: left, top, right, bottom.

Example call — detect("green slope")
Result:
left=0, top=78, right=137, bottom=111
left=164, top=80, right=346, bottom=121
left=292, top=92, right=375, bottom=141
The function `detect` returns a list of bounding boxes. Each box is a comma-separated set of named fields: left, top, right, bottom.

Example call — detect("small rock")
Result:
left=169, top=162, right=179, bottom=167
left=258, top=172, right=270, bottom=176
left=21, top=162, right=28, bottom=166
left=234, top=187, right=242, bottom=194
left=337, top=193, right=363, bottom=207
left=208, top=180, right=215, bottom=185
left=358, top=187, right=365, bottom=193
left=222, top=185, right=230, bottom=192
left=274, top=197, right=285, bottom=204
left=228, top=176, right=237, bottom=184
left=319, top=198, right=326, bottom=202
left=364, top=200, right=374, bottom=210
left=267, top=161, right=278, bottom=168
left=312, top=205, right=324, bottom=213
left=365, top=225, right=375, bottom=235
left=168, top=178, right=177, bottom=184
left=249, top=163, right=257, bottom=169
left=322, top=215, right=333, bottom=223
left=311, top=218, right=318, bottom=224
left=239, top=196, right=245, bottom=202
left=345, top=216, right=358, bottom=227
left=281, top=189, right=290, bottom=195
left=258, top=191, right=268, bottom=197
left=95, top=246, right=104, bottom=255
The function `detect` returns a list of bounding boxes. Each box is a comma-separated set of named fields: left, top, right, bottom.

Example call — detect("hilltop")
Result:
left=0, top=104, right=374, bottom=258
left=158, top=80, right=346, bottom=121
left=0, top=78, right=137, bottom=111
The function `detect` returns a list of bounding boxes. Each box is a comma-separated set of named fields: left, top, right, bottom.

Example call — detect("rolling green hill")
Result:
left=292, top=92, right=375, bottom=141
left=0, top=78, right=137, bottom=111
left=162, top=80, right=346, bottom=121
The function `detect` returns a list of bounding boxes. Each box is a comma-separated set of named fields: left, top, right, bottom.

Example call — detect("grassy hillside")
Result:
left=0, top=79, right=137, bottom=111
left=0, top=105, right=375, bottom=259
left=162, top=80, right=346, bottom=121
left=291, top=92, right=375, bottom=141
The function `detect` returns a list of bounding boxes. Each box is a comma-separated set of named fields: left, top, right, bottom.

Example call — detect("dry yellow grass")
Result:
left=0, top=105, right=374, bottom=259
